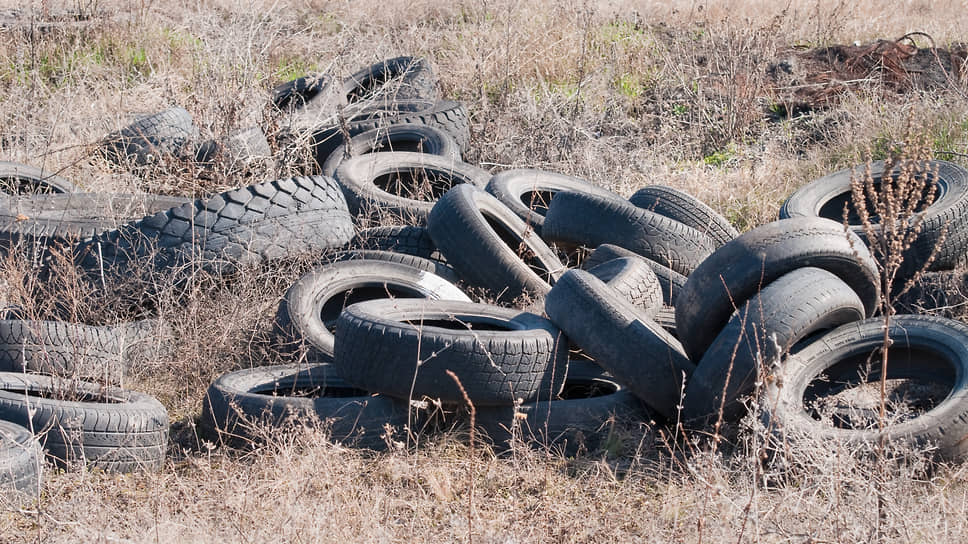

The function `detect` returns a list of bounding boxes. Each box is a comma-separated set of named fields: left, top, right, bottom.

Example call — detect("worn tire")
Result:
left=780, top=160, right=968, bottom=278
left=542, top=191, right=716, bottom=277
left=100, top=107, right=199, bottom=167
left=76, top=176, right=354, bottom=280
left=349, top=225, right=447, bottom=264
left=321, top=123, right=460, bottom=177
left=762, top=314, right=968, bottom=463
left=0, top=320, right=126, bottom=382
left=0, top=373, right=168, bottom=472
left=334, top=299, right=568, bottom=406
left=544, top=269, right=694, bottom=420
left=0, top=161, right=77, bottom=195
left=586, top=256, right=663, bottom=316
left=274, top=259, right=470, bottom=363
left=675, top=217, right=881, bottom=363
left=334, top=249, right=460, bottom=284
left=683, top=267, right=865, bottom=426
left=474, top=361, right=649, bottom=454
left=428, top=184, right=565, bottom=303
left=334, top=151, right=488, bottom=223
left=343, top=56, right=439, bottom=104
left=484, top=169, right=620, bottom=236
left=582, top=243, right=687, bottom=306
left=0, top=420, right=43, bottom=496
left=629, top=185, right=738, bottom=248
left=202, top=363, right=411, bottom=449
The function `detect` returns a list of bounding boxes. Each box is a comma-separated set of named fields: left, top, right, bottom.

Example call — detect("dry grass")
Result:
left=1, top=0, right=968, bottom=541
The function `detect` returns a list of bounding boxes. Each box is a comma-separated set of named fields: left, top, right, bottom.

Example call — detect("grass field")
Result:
left=1, top=0, right=968, bottom=541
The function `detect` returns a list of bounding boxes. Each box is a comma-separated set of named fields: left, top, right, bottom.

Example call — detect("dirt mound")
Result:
left=767, top=35, right=968, bottom=114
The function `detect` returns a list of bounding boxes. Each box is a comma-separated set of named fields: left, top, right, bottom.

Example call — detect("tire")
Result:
left=334, top=151, right=489, bottom=223
left=334, top=249, right=460, bottom=285
left=682, top=267, right=865, bottom=426
left=675, top=217, right=881, bottom=363
left=271, top=73, right=338, bottom=112
left=334, top=299, right=569, bottom=406
left=0, top=420, right=43, bottom=496
left=428, top=184, right=565, bottom=303
left=274, top=259, right=470, bottom=363
left=309, top=100, right=471, bottom=162
left=544, top=269, right=694, bottom=420
left=115, top=318, right=174, bottom=369
left=0, top=373, right=168, bottom=472
left=582, top=243, right=687, bottom=306
left=342, top=56, right=439, bottom=104
left=194, top=126, right=272, bottom=165
left=484, top=169, right=621, bottom=236
left=0, top=193, right=191, bottom=249
left=100, top=107, right=199, bottom=167
left=780, top=160, right=968, bottom=278
left=75, top=176, right=355, bottom=281
left=586, top=256, right=663, bottom=316
left=629, top=185, right=738, bottom=247
left=474, top=361, right=649, bottom=454
left=349, top=225, right=448, bottom=264
left=0, top=320, right=126, bottom=382
left=762, top=314, right=968, bottom=463
left=0, top=161, right=77, bottom=195
left=320, top=123, right=461, bottom=177
left=202, top=363, right=411, bottom=450
left=542, top=191, right=716, bottom=277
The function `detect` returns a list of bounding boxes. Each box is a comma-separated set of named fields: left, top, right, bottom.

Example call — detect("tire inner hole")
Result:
left=483, top=212, right=555, bottom=283
left=373, top=168, right=458, bottom=201
left=251, top=382, right=369, bottom=399
left=321, top=284, right=426, bottom=331
left=817, top=177, right=937, bottom=225
left=558, top=378, right=618, bottom=400
left=0, top=175, right=57, bottom=195
left=802, top=346, right=954, bottom=429
left=1, top=387, right=123, bottom=403
left=401, top=318, right=509, bottom=331
left=369, top=136, right=427, bottom=154
left=519, top=190, right=556, bottom=217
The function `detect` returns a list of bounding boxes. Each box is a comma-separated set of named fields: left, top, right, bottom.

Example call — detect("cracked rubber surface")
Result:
left=675, top=217, right=880, bottom=363
left=75, top=175, right=354, bottom=280
left=203, top=363, right=410, bottom=450
left=682, top=267, right=865, bottom=426
left=629, top=185, right=738, bottom=248
left=542, top=191, right=715, bottom=277
left=544, top=268, right=694, bottom=420
left=0, top=372, right=168, bottom=472
left=334, top=299, right=568, bottom=406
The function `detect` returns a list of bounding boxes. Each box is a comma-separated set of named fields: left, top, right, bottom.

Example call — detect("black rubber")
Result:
left=274, top=259, right=470, bottom=362
left=342, top=56, right=439, bottom=104
left=544, top=269, right=694, bottom=420
left=271, top=73, right=338, bottom=112
left=542, top=191, right=716, bottom=277
left=321, top=123, right=461, bottom=177
left=473, top=361, right=649, bottom=454
left=334, top=299, right=569, bottom=406
left=675, top=217, right=881, bottom=363
left=0, top=320, right=126, bottom=382
left=75, top=176, right=355, bottom=280
left=586, top=256, right=663, bottom=317
left=333, top=249, right=460, bottom=285
left=100, top=107, right=199, bottom=167
left=428, top=184, right=565, bottom=303
left=583, top=244, right=686, bottom=306
left=629, top=185, right=738, bottom=248
left=0, top=373, right=168, bottom=472
left=582, top=243, right=686, bottom=306
left=194, top=126, right=272, bottom=165
left=762, top=314, right=968, bottom=463
left=349, top=225, right=448, bottom=264
left=202, top=363, right=411, bottom=450
left=780, top=160, right=968, bottom=278
left=484, top=169, right=621, bottom=236
left=0, top=193, right=191, bottom=254
left=0, top=420, right=43, bottom=496
left=0, top=161, right=76, bottom=195
left=334, top=151, right=489, bottom=223
left=682, top=267, right=865, bottom=426
left=309, top=100, right=471, bottom=163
